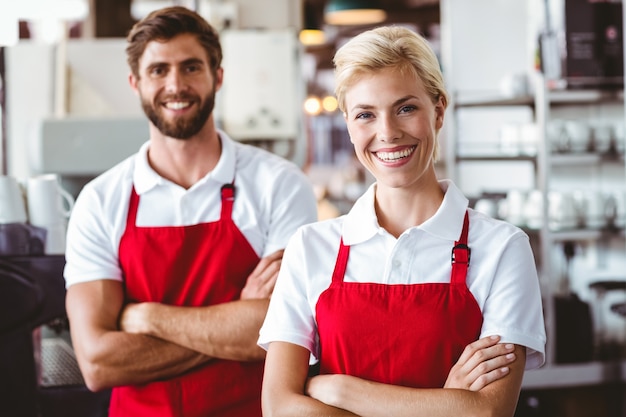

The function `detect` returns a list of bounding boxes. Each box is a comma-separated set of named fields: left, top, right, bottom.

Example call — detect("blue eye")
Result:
left=356, top=112, right=373, bottom=120
left=399, top=105, right=416, bottom=114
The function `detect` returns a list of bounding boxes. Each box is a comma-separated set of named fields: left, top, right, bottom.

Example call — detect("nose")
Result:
left=164, top=67, right=185, bottom=93
left=377, top=114, right=401, bottom=142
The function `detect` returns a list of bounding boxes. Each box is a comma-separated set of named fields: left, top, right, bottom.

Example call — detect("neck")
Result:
left=147, top=121, right=222, bottom=189
left=375, top=169, right=443, bottom=238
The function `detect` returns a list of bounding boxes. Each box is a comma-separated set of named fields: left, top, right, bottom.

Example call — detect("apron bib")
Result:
left=110, top=183, right=264, bottom=417
left=315, top=212, right=483, bottom=388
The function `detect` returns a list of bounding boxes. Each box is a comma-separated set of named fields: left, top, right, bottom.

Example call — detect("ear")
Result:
left=128, top=73, right=139, bottom=96
left=214, top=67, right=224, bottom=92
left=434, top=96, right=445, bottom=130
left=344, top=113, right=356, bottom=144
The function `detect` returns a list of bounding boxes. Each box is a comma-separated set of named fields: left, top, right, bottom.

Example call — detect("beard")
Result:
left=141, top=89, right=216, bottom=140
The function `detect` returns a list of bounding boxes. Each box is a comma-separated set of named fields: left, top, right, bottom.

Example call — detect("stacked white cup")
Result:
left=0, top=175, right=28, bottom=224
left=26, top=174, right=75, bottom=255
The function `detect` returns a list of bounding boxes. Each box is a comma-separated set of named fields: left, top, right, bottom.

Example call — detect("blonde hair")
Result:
left=333, top=26, right=448, bottom=160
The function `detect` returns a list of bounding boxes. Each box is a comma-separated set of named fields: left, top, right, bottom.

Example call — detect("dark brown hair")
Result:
left=125, top=6, right=222, bottom=78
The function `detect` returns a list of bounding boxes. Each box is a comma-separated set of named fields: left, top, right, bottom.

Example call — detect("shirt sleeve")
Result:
left=479, top=232, right=547, bottom=369
left=262, top=165, right=318, bottom=257
left=258, top=226, right=320, bottom=363
left=63, top=184, right=124, bottom=288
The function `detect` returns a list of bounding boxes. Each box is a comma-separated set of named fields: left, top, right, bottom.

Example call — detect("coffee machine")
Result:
left=0, top=245, right=110, bottom=416
left=0, top=172, right=111, bottom=416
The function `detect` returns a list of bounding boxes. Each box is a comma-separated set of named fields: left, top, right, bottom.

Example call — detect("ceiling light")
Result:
left=300, top=2, right=326, bottom=46
left=322, top=95, right=338, bottom=113
left=324, top=0, right=387, bottom=26
left=299, top=29, right=326, bottom=46
left=304, top=96, right=323, bottom=116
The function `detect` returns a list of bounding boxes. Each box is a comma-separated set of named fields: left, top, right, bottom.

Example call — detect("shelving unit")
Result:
left=447, top=74, right=626, bottom=388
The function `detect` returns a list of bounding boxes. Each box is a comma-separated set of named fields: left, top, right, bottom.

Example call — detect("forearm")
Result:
left=262, top=343, right=359, bottom=417
left=122, top=299, right=269, bottom=361
left=312, top=346, right=526, bottom=417
left=72, top=328, right=210, bottom=391
left=66, top=280, right=211, bottom=391
left=322, top=376, right=494, bottom=417
left=264, top=393, right=359, bottom=417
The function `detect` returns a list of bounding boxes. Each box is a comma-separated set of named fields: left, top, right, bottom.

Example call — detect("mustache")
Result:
left=158, top=93, right=198, bottom=102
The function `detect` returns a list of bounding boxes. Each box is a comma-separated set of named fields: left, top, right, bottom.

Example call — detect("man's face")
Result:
left=131, top=33, right=222, bottom=139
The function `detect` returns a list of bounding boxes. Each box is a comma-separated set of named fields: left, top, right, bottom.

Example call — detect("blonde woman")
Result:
left=259, top=26, right=545, bottom=417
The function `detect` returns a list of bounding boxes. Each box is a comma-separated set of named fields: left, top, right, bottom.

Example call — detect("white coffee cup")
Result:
left=26, top=174, right=75, bottom=227
left=43, top=222, right=68, bottom=255
left=610, top=190, right=626, bottom=228
left=499, top=73, right=529, bottom=97
left=584, top=190, right=608, bottom=229
left=564, top=120, right=591, bottom=153
left=524, top=190, right=544, bottom=229
left=474, top=198, right=498, bottom=218
left=548, top=191, right=578, bottom=230
left=502, top=189, right=527, bottom=226
left=0, top=175, right=28, bottom=224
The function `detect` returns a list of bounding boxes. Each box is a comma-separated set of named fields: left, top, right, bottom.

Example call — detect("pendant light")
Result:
left=299, top=2, right=326, bottom=46
left=324, top=0, right=387, bottom=26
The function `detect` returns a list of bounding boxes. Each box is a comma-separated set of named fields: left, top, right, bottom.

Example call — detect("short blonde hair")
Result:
left=333, top=26, right=448, bottom=160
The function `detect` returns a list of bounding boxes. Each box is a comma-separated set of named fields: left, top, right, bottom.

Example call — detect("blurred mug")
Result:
left=502, top=189, right=527, bottom=226
left=44, top=223, right=68, bottom=255
left=0, top=175, right=28, bottom=224
left=474, top=198, right=498, bottom=218
left=548, top=191, right=578, bottom=230
left=26, top=174, right=74, bottom=227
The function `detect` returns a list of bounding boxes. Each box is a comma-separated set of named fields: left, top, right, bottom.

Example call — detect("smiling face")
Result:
left=130, top=33, right=223, bottom=139
left=344, top=66, right=444, bottom=190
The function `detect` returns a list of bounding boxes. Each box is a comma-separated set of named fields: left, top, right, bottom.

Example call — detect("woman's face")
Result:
left=344, top=67, right=444, bottom=190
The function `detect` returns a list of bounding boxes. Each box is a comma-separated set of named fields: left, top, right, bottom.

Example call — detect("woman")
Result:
left=259, top=26, right=546, bottom=417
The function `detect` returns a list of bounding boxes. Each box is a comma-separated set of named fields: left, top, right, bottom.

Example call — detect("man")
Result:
left=63, top=6, right=317, bottom=416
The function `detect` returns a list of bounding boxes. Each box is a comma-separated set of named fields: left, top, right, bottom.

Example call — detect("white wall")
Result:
left=5, top=1, right=305, bottom=181
left=441, top=0, right=535, bottom=97
left=5, top=39, right=143, bottom=180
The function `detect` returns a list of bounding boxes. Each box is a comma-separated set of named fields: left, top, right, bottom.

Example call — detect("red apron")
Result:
left=315, top=212, right=483, bottom=388
left=110, top=183, right=264, bottom=417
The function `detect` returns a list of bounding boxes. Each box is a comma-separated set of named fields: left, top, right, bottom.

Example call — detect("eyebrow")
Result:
left=180, top=58, right=205, bottom=67
left=145, top=57, right=206, bottom=71
left=349, top=95, right=418, bottom=113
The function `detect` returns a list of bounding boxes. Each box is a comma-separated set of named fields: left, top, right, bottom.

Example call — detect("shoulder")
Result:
left=235, top=141, right=309, bottom=181
left=468, top=209, right=528, bottom=243
left=75, top=154, right=136, bottom=212
left=291, top=216, right=344, bottom=247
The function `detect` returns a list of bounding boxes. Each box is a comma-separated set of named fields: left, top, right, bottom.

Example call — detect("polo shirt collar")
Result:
left=421, top=180, right=469, bottom=241
left=342, top=179, right=469, bottom=245
left=132, top=129, right=236, bottom=194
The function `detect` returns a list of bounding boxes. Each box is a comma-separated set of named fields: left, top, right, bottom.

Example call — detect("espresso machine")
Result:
left=0, top=177, right=109, bottom=416
left=0, top=247, right=111, bottom=416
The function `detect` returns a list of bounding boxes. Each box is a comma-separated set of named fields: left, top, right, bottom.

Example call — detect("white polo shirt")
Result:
left=64, top=130, right=318, bottom=288
left=259, top=180, right=546, bottom=370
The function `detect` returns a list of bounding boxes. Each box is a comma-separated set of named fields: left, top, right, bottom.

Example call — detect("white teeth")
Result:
left=376, top=147, right=415, bottom=162
left=165, top=101, right=190, bottom=110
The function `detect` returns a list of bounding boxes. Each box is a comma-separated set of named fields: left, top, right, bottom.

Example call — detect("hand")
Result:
left=118, top=302, right=153, bottom=335
left=305, top=373, right=345, bottom=408
left=240, top=249, right=284, bottom=300
left=444, top=335, right=516, bottom=391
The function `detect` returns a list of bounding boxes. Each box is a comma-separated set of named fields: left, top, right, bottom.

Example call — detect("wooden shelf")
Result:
left=454, top=94, right=534, bottom=108
left=456, top=155, right=537, bottom=162
left=547, top=89, right=624, bottom=105
left=550, top=153, right=624, bottom=166
left=453, top=89, right=624, bottom=109
left=522, top=361, right=626, bottom=389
